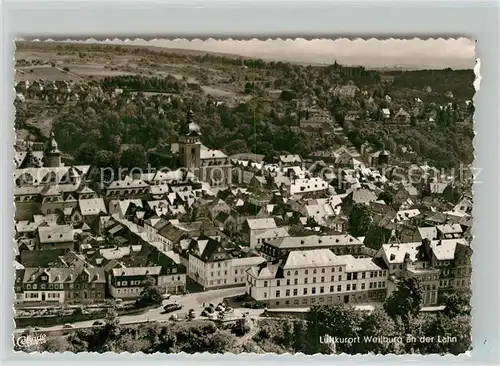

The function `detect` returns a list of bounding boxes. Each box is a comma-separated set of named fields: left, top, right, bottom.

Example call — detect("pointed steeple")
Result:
left=20, top=142, right=38, bottom=168
left=179, top=109, right=194, bottom=136
left=44, top=129, right=62, bottom=167
left=179, top=109, right=202, bottom=137
left=45, top=130, right=60, bottom=154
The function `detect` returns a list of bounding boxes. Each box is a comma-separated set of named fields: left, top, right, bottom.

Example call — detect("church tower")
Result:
left=178, top=109, right=201, bottom=175
left=44, top=131, right=62, bottom=168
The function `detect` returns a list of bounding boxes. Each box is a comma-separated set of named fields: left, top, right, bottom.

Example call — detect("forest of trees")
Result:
left=101, top=75, right=185, bottom=93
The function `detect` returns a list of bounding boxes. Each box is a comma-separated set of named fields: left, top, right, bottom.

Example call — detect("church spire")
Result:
left=44, top=129, right=62, bottom=167
left=179, top=109, right=194, bottom=136
left=45, top=129, right=60, bottom=154
left=21, top=142, right=38, bottom=168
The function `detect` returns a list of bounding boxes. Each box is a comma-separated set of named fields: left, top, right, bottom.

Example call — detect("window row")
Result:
left=262, top=273, right=387, bottom=287
left=116, top=280, right=150, bottom=287
left=271, top=293, right=378, bottom=307
left=116, top=288, right=141, bottom=294
left=283, top=269, right=386, bottom=279
left=67, top=291, right=101, bottom=298
left=285, top=267, right=343, bottom=276
left=162, top=275, right=182, bottom=282
left=26, top=283, right=64, bottom=290
left=209, top=277, right=245, bottom=286
left=424, top=284, right=437, bottom=291
left=263, top=282, right=386, bottom=298
left=107, top=188, right=148, bottom=196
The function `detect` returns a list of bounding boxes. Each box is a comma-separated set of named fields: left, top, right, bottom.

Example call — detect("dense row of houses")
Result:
left=14, top=111, right=472, bottom=310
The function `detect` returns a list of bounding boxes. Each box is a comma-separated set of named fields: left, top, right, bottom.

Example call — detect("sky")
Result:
left=63, top=37, right=476, bottom=70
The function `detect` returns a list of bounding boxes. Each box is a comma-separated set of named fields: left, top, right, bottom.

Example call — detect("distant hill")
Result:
left=16, top=39, right=475, bottom=71
left=16, top=41, right=251, bottom=61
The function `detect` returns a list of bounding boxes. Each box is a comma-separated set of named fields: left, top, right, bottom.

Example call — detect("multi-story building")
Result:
left=158, top=251, right=188, bottom=294
left=242, top=218, right=279, bottom=249
left=104, top=177, right=150, bottom=205
left=403, top=261, right=440, bottom=306
left=21, top=267, right=106, bottom=304
left=375, top=238, right=472, bottom=305
left=108, top=266, right=163, bottom=299
left=376, top=242, right=426, bottom=278
left=423, top=238, right=472, bottom=299
left=186, top=235, right=266, bottom=290
left=288, top=177, right=330, bottom=198
left=260, top=234, right=365, bottom=260
left=70, top=198, right=107, bottom=227
left=246, top=249, right=389, bottom=308
left=14, top=133, right=91, bottom=220
left=37, top=224, right=75, bottom=251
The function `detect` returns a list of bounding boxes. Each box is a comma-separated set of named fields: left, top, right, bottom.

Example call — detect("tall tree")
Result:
left=384, top=277, right=423, bottom=331
left=120, top=144, right=148, bottom=169
left=348, top=203, right=373, bottom=237
left=442, top=289, right=471, bottom=318
left=137, top=276, right=164, bottom=307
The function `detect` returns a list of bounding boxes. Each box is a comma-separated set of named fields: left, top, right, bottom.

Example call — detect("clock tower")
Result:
left=178, top=109, right=201, bottom=175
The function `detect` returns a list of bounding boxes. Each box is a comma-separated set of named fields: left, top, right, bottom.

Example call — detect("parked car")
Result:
left=163, top=303, right=183, bottom=313
left=169, top=314, right=179, bottom=321
left=93, top=320, right=104, bottom=326
left=188, top=309, right=196, bottom=319
left=62, top=324, right=73, bottom=329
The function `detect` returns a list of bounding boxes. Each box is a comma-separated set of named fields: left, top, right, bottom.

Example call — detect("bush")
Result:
left=234, top=294, right=252, bottom=302
left=231, top=318, right=251, bottom=336
left=244, top=301, right=266, bottom=309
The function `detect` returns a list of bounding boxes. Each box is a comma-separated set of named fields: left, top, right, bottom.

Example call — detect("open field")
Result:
left=15, top=66, right=74, bottom=82
left=60, top=64, right=135, bottom=78
left=15, top=43, right=246, bottom=103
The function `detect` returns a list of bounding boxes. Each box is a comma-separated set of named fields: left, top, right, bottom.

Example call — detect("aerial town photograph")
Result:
left=13, top=38, right=475, bottom=355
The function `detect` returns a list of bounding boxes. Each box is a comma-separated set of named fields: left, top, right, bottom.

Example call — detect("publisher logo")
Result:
left=16, top=334, right=47, bottom=348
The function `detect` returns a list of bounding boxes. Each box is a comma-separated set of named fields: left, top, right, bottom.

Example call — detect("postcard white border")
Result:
left=1, top=0, right=499, bottom=364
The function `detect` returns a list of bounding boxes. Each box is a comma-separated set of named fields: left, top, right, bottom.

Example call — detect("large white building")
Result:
left=246, top=249, right=388, bottom=308
left=186, top=235, right=266, bottom=290
left=259, top=234, right=365, bottom=260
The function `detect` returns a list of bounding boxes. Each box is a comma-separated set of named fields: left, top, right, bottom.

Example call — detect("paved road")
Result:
left=16, top=287, right=247, bottom=334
